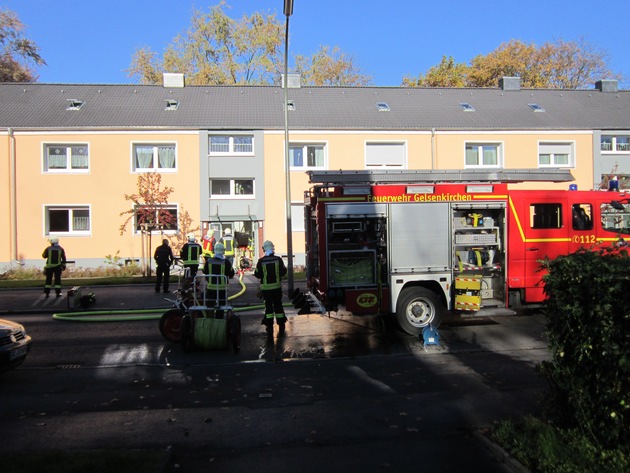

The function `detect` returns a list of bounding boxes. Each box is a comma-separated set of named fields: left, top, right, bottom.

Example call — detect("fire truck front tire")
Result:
left=396, top=287, right=444, bottom=335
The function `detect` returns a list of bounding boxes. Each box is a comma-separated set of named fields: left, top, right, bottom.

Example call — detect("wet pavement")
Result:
left=0, top=274, right=544, bottom=472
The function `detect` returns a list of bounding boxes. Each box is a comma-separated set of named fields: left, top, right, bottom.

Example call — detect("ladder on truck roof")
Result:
left=307, top=169, right=574, bottom=185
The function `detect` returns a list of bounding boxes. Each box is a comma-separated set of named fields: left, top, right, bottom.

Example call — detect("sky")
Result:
left=3, top=0, right=629, bottom=88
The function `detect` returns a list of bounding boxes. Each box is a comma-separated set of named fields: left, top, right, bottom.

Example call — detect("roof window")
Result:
left=528, top=103, right=545, bottom=112
left=376, top=102, right=391, bottom=112
left=164, top=99, right=179, bottom=111
left=459, top=102, right=475, bottom=112
left=286, top=100, right=295, bottom=111
left=66, top=99, right=84, bottom=111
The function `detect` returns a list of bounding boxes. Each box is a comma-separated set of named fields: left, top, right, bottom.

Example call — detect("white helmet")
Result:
left=223, top=228, right=232, bottom=235
left=262, top=240, right=274, bottom=252
left=49, top=236, right=59, bottom=244
left=187, top=232, right=195, bottom=242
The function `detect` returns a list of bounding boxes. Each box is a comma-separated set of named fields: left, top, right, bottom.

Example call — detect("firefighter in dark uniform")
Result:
left=254, top=240, right=288, bottom=336
left=42, top=236, right=67, bottom=298
left=154, top=239, right=174, bottom=293
left=219, top=228, right=235, bottom=265
left=202, top=243, right=235, bottom=318
left=180, top=233, right=202, bottom=280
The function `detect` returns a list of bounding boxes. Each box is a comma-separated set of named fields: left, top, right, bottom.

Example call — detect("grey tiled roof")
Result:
left=1, top=82, right=629, bottom=130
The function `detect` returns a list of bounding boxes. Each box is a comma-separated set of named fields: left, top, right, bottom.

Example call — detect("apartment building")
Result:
left=1, top=77, right=628, bottom=269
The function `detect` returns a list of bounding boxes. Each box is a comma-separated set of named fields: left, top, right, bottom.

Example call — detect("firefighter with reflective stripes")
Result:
left=202, top=243, right=234, bottom=318
left=201, top=230, right=216, bottom=258
left=180, top=233, right=202, bottom=280
left=220, top=228, right=235, bottom=265
left=42, top=236, right=67, bottom=298
left=254, top=240, right=288, bottom=336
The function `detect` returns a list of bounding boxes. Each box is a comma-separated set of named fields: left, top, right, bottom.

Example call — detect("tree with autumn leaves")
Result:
left=0, top=8, right=45, bottom=81
left=127, top=2, right=372, bottom=86
left=403, top=38, right=620, bottom=89
left=120, top=173, right=198, bottom=276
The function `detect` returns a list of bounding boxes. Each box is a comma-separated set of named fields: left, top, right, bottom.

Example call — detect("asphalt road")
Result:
left=0, top=281, right=548, bottom=472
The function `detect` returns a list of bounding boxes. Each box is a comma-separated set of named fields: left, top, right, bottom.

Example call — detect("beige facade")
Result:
left=0, top=112, right=614, bottom=271
left=2, top=130, right=200, bottom=268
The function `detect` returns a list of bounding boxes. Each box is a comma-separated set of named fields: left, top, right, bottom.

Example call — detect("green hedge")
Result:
left=538, top=247, right=629, bottom=450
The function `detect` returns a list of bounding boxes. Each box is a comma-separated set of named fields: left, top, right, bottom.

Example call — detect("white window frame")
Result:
left=208, top=135, right=255, bottom=155
left=365, top=141, right=406, bottom=169
left=538, top=141, right=575, bottom=168
left=43, top=143, right=90, bottom=173
left=289, top=142, right=327, bottom=170
left=601, top=135, right=630, bottom=153
left=209, top=178, right=255, bottom=199
left=131, top=142, right=177, bottom=172
left=44, top=205, right=91, bottom=236
left=133, top=204, right=179, bottom=235
left=464, top=142, right=502, bottom=168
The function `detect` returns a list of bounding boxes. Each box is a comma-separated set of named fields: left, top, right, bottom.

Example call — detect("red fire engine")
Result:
left=304, top=169, right=630, bottom=335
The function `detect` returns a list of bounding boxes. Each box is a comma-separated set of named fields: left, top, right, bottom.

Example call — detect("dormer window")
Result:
left=66, top=99, right=84, bottom=110
left=165, top=99, right=179, bottom=111
left=528, top=103, right=545, bottom=112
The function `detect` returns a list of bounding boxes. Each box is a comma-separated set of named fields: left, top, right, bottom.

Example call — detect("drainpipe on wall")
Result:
left=431, top=127, right=436, bottom=170
left=8, top=128, right=18, bottom=264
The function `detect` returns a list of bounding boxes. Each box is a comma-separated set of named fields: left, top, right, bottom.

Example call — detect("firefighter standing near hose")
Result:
left=219, top=228, right=235, bottom=265
left=42, top=236, right=67, bottom=298
left=202, top=242, right=235, bottom=318
left=201, top=230, right=216, bottom=258
left=154, top=239, right=174, bottom=293
left=254, top=240, right=287, bottom=337
left=180, top=233, right=202, bottom=281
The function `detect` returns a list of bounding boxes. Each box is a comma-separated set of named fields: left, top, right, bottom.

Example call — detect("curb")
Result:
left=473, top=430, right=531, bottom=473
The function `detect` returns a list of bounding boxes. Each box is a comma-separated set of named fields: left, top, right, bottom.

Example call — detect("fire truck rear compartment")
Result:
left=322, top=200, right=509, bottom=332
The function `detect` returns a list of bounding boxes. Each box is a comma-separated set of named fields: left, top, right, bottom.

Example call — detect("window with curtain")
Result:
left=538, top=142, right=574, bottom=167
left=365, top=142, right=405, bottom=168
left=209, top=135, right=254, bottom=154
left=289, top=144, right=325, bottom=168
left=46, top=206, right=91, bottom=235
left=465, top=143, right=501, bottom=167
left=132, top=143, right=177, bottom=171
left=44, top=144, right=89, bottom=172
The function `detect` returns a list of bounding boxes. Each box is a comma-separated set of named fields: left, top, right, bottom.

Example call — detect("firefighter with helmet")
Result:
left=201, top=229, right=216, bottom=258
left=220, top=228, right=235, bottom=265
left=254, top=240, right=288, bottom=336
left=42, top=236, right=67, bottom=298
left=180, top=233, right=202, bottom=280
left=202, top=242, right=235, bottom=317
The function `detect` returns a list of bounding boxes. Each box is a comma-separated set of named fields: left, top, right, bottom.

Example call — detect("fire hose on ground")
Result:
left=52, top=271, right=296, bottom=322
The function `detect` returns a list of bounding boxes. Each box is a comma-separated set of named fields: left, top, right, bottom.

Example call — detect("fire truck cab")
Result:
left=304, top=169, right=630, bottom=335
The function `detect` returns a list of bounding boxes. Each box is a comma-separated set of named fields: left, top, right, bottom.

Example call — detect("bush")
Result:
left=538, top=247, right=630, bottom=450
left=491, top=416, right=629, bottom=473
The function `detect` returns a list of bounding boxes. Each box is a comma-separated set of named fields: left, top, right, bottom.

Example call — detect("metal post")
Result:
left=283, top=0, right=294, bottom=296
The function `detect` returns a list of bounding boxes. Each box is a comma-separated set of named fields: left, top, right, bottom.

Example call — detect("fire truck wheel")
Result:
left=159, top=309, right=186, bottom=342
left=396, top=287, right=444, bottom=336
